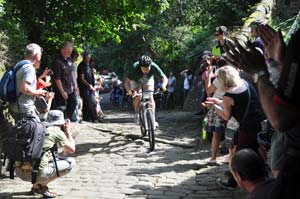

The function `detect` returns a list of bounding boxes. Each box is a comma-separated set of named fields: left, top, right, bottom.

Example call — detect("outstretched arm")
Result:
left=223, top=25, right=300, bottom=131
left=161, top=75, right=168, bottom=90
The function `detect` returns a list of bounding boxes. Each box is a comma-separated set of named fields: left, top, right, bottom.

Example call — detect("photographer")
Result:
left=16, top=110, right=76, bottom=198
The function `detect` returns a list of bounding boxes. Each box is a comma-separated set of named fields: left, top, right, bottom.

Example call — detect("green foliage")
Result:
left=0, top=0, right=168, bottom=65
left=90, top=0, right=257, bottom=80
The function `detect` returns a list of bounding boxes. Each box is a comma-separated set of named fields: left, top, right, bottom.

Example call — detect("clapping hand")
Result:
left=258, top=24, right=285, bottom=66
left=224, top=38, right=268, bottom=75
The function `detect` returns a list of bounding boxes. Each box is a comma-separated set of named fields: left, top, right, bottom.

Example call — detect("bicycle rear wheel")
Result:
left=146, top=110, right=155, bottom=151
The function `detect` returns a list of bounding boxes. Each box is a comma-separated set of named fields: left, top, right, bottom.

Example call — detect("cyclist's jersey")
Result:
left=127, top=61, right=165, bottom=82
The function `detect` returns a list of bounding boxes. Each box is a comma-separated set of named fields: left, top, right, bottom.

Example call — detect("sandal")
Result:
left=31, top=185, right=57, bottom=198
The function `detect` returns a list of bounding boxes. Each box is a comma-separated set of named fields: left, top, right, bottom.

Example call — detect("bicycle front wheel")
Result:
left=139, top=108, right=146, bottom=137
left=146, top=110, right=155, bottom=151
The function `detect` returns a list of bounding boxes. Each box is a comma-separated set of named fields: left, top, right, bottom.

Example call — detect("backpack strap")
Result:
left=14, top=60, right=31, bottom=105
left=50, top=147, right=60, bottom=178
left=31, top=146, right=60, bottom=184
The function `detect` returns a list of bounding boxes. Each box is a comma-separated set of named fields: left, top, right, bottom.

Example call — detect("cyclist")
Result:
left=124, top=55, right=168, bottom=125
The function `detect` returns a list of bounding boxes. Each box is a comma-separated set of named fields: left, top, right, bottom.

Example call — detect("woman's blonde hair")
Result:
left=217, top=65, right=241, bottom=89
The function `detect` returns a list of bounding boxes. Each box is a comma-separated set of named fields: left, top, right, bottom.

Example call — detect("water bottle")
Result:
left=202, top=118, right=207, bottom=140
left=266, top=58, right=281, bottom=87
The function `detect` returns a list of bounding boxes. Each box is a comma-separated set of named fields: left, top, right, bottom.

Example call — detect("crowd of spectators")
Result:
left=198, top=22, right=300, bottom=198
left=0, top=41, right=108, bottom=197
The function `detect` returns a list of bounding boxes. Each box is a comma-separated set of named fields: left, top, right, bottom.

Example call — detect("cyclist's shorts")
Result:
left=130, top=76, right=154, bottom=91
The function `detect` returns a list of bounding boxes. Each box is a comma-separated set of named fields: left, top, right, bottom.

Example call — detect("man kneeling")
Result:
left=16, top=110, right=76, bottom=198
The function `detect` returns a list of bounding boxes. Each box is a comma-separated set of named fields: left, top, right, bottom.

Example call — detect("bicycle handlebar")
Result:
left=131, top=90, right=154, bottom=98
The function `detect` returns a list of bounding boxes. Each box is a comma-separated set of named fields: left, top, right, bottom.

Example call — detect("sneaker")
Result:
left=216, top=177, right=237, bottom=190
left=31, top=185, right=57, bottom=198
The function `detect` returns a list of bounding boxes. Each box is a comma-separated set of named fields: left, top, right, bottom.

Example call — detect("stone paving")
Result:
left=0, top=110, right=247, bottom=199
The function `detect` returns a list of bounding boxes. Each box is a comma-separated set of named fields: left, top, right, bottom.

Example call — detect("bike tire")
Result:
left=146, top=110, right=155, bottom=151
left=139, top=108, right=146, bottom=137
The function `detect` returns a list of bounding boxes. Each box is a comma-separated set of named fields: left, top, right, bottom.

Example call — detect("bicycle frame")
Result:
left=138, top=91, right=153, bottom=128
left=136, top=89, right=156, bottom=151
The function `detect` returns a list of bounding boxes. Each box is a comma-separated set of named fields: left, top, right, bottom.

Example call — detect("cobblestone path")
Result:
left=0, top=110, right=247, bottom=199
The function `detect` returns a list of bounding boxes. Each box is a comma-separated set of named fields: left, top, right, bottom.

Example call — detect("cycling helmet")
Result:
left=139, top=55, right=152, bottom=67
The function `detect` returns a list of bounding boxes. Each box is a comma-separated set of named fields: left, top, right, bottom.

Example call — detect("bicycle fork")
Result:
left=143, top=108, right=150, bottom=130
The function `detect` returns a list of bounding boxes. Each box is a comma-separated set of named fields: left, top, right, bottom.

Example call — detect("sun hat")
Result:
left=46, top=110, right=65, bottom=126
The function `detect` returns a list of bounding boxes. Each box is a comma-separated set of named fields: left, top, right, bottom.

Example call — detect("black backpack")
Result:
left=4, top=117, right=59, bottom=183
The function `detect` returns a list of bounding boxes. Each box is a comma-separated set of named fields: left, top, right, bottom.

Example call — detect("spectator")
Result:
left=35, top=92, right=55, bottom=121
left=249, top=20, right=265, bottom=54
left=203, top=66, right=266, bottom=189
left=230, top=149, right=274, bottom=199
left=224, top=24, right=300, bottom=198
left=95, top=76, right=105, bottom=119
left=37, top=68, right=52, bottom=90
left=70, top=50, right=81, bottom=123
left=9, top=43, right=47, bottom=122
left=202, top=51, right=225, bottom=164
left=15, top=110, right=76, bottom=198
left=194, top=51, right=212, bottom=116
left=212, top=26, right=230, bottom=57
left=52, top=41, right=77, bottom=120
left=110, top=80, right=123, bottom=107
left=77, top=52, right=99, bottom=123
left=35, top=67, right=55, bottom=121
left=165, top=72, right=176, bottom=109
left=181, top=69, right=192, bottom=100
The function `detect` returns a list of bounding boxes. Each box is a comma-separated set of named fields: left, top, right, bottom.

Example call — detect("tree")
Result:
left=0, top=0, right=169, bottom=64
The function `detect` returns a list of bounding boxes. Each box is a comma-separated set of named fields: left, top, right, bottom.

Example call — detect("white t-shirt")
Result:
left=212, top=78, right=225, bottom=99
left=167, top=76, right=176, bottom=92
left=184, top=74, right=192, bottom=90
left=10, top=62, right=37, bottom=113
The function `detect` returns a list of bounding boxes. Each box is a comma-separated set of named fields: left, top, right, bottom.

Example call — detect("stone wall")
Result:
left=183, top=67, right=205, bottom=111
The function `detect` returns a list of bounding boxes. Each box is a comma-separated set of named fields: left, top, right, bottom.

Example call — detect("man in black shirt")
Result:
left=77, top=52, right=98, bottom=122
left=52, top=41, right=77, bottom=120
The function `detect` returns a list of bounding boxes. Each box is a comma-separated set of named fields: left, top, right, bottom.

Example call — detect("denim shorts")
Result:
left=205, top=108, right=225, bottom=134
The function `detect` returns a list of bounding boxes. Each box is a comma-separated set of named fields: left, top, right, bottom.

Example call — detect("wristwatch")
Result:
left=253, top=70, right=268, bottom=83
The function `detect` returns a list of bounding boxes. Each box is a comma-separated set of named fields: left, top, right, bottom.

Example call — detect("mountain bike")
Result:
left=133, top=90, right=156, bottom=151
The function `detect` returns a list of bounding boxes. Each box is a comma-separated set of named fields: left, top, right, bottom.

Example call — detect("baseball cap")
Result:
left=215, top=26, right=227, bottom=36
left=202, top=50, right=212, bottom=59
